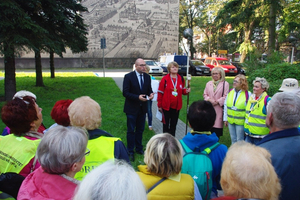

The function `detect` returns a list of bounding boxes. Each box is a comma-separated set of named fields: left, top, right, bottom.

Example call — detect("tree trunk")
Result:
left=4, top=48, right=16, bottom=101
left=50, top=50, right=55, bottom=78
left=240, top=29, right=251, bottom=63
left=240, top=22, right=254, bottom=63
left=268, top=1, right=276, bottom=55
left=35, top=50, right=44, bottom=87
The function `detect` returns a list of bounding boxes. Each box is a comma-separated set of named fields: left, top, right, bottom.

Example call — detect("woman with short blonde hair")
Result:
left=211, top=67, right=226, bottom=82
left=157, top=61, right=191, bottom=136
left=137, top=133, right=201, bottom=199
left=214, top=141, right=281, bottom=200
left=68, top=96, right=129, bottom=181
left=244, top=77, right=271, bottom=144
left=68, top=96, right=102, bottom=130
left=203, top=67, right=229, bottom=137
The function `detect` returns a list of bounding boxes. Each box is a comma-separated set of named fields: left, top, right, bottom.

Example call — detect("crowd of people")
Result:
left=0, top=58, right=299, bottom=200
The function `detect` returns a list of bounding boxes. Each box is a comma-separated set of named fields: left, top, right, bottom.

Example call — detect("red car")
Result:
left=204, top=57, right=237, bottom=75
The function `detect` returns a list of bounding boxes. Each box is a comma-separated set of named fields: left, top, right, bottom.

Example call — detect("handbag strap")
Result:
left=221, top=81, right=225, bottom=97
left=146, top=177, right=167, bottom=194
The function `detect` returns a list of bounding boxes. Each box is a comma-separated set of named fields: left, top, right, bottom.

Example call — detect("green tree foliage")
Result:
left=27, top=0, right=88, bottom=83
left=179, top=0, right=204, bottom=58
left=278, top=0, right=300, bottom=42
left=179, top=0, right=226, bottom=57
left=215, top=0, right=262, bottom=62
left=0, top=0, right=88, bottom=97
left=0, top=0, right=47, bottom=100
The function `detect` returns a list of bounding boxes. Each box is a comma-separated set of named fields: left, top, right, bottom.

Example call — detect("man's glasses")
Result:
left=84, top=148, right=90, bottom=156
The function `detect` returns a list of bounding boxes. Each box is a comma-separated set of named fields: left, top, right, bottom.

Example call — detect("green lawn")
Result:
left=0, top=72, right=234, bottom=169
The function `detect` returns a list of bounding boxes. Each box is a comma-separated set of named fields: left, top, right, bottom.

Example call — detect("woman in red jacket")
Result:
left=157, top=61, right=190, bottom=137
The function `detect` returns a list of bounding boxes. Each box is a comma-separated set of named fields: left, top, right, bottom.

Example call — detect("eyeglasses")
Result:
left=233, top=80, right=240, bottom=83
left=84, top=148, right=90, bottom=156
left=212, top=73, right=220, bottom=75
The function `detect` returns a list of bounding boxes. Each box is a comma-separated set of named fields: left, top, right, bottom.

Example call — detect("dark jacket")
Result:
left=123, top=71, right=153, bottom=115
left=257, top=128, right=300, bottom=200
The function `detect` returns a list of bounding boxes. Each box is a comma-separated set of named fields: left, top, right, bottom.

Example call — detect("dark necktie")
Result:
left=140, top=74, right=144, bottom=90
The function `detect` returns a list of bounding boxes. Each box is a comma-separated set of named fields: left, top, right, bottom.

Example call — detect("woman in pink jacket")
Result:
left=18, top=126, right=88, bottom=200
left=203, top=67, right=229, bottom=138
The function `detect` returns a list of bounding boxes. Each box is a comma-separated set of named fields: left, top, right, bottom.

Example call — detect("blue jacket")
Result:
left=182, top=132, right=227, bottom=195
left=257, top=128, right=300, bottom=200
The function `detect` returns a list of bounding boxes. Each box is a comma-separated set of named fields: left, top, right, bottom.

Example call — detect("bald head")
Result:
left=135, top=58, right=146, bottom=74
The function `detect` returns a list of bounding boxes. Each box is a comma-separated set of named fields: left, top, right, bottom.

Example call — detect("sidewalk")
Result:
left=99, top=72, right=192, bottom=140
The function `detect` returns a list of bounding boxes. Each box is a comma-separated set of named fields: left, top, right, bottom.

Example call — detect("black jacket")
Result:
left=123, top=71, right=153, bottom=115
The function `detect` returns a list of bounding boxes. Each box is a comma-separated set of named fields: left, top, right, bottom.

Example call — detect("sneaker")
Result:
left=149, top=126, right=153, bottom=130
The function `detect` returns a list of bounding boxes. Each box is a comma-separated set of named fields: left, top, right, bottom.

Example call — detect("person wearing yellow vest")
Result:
left=0, top=96, right=43, bottom=199
left=1, top=96, right=43, bottom=177
left=244, top=77, right=271, bottom=144
left=224, top=74, right=251, bottom=144
left=68, top=96, right=130, bottom=181
left=137, top=133, right=201, bottom=200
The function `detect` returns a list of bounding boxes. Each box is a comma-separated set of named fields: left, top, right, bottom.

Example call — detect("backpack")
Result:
left=180, top=140, right=220, bottom=200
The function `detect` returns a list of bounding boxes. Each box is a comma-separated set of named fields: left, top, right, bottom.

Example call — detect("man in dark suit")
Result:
left=123, top=58, right=154, bottom=161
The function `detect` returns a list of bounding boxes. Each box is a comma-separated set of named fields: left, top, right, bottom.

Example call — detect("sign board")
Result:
left=101, top=38, right=106, bottom=49
left=218, top=50, right=227, bottom=54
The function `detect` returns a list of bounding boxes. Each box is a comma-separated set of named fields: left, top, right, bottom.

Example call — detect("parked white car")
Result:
left=133, top=60, right=163, bottom=75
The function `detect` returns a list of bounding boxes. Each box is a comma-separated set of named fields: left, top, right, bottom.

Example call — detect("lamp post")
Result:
left=183, top=28, right=193, bottom=135
left=288, top=35, right=297, bottom=64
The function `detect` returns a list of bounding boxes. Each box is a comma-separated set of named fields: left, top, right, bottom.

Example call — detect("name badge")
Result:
left=172, top=91, right=178, bottom=97
left=231, top=106, right=237, bottom=111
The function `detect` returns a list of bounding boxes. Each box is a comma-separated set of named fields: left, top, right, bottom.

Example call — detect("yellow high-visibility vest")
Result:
left=75, top=136, right=120, bottom=180
left=244, top=92, right=270, bottom=135
left=226, top=90, right=247, bottom=125
left=0, top=134, right=40, bottom=173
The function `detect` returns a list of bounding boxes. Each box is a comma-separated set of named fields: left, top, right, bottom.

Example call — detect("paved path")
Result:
left=95, top=70, right=192, bottom=140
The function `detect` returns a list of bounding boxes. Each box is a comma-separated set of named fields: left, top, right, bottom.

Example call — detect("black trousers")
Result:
left=211, top=127, right=223, bottom=138
left=163, top=108, right=180, bottom=137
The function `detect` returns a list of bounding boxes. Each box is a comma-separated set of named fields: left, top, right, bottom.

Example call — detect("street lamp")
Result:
left=288, top=35, right=297, bottom=64
left=183, top=28, right=193, bottom=85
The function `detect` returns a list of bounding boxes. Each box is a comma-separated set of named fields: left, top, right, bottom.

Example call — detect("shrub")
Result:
left=247, top=63, right=300, bottom=96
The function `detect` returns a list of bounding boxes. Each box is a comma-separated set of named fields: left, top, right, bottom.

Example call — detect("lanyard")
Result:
left=233, top=90, right=240, bottom=106
left=171, top=76, right=177, bottom=91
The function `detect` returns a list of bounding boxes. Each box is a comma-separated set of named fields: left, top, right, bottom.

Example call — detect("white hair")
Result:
left=37, top=125, right=88, bottom=174
left=73, top=160, right=147, bottom=200
left=13, top=90, right=36, bottom=100
left=253, top=77, right=269, bottom=91
left=267, top=92, right=300, bottom=129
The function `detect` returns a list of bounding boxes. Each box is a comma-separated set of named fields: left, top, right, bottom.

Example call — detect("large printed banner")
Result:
left=78, top=0, right=179, bottom=59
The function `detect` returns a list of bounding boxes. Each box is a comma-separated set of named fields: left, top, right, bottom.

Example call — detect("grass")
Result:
left=0, top=72, right=234, bottom=169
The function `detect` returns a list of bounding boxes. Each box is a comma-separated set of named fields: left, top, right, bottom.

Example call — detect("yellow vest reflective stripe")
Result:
left=0, top=135, right=40, bottom=173
left=137, top=165, right=194, bottom=200
left=226, top=90, right=247, bottom=125
left=244, top=92, right=270, bottom=135
left=75, top=136, right=119, bottom=180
